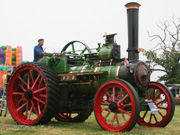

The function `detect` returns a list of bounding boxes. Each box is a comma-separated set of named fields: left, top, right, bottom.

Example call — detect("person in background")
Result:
left=33, top=38, right=45, bottom=62
left=0, top=86, right=3, bottom=98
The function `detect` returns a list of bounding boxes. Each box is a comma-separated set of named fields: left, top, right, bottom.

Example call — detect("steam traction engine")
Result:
left=6, top=2, right=175, bottom=132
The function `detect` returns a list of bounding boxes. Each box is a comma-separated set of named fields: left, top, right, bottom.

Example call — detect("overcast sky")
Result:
left=0, top=0, right=179, bottom=82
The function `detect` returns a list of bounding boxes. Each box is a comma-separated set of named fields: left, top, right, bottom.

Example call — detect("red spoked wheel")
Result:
left=7, top=63, right=59, bottom=125
left=138, top=82, right=175, bottom=127
left=94, top=79, right=140, bottom=132
left=55, top=103, right=93, bottom=122
left=55, top=113, right=81, bottom=122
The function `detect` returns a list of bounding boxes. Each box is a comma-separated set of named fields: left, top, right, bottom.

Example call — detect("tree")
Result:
left=144, top=17, right=180, bottom=85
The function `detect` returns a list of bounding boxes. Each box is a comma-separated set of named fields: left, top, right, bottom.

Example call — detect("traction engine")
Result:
left=6, top=2, right=175, bottom=132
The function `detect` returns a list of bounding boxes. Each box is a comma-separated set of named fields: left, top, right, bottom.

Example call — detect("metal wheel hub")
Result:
left=109, top=102, right=117, bottom=112
left=24, top=89, right=33, bottom=100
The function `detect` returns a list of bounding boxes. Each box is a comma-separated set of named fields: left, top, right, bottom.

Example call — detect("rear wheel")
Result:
left=138, top=82, right=175, bottom=127
left=55, top=111, right=92, bottom=122
left=55, top=100, right=93, bottom=122
left=94, top=79, right=140, bottom=132
left=7, top=63, right=59, bottom=125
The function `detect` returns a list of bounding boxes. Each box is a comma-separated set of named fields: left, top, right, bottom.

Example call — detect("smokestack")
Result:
left=125, top=2, right=141, bottom=61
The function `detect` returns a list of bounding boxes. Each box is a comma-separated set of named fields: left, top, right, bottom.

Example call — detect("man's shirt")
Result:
left=33, top=44, right=44, bottom=62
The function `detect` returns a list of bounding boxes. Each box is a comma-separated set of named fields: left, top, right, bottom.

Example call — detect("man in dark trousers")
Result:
left=33, top=39, right=45, bottom=62
left=0, top=86, right=3, bottom=98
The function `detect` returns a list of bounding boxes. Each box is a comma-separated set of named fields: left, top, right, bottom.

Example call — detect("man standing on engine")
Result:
left=33, top=38, right=45, bottom=62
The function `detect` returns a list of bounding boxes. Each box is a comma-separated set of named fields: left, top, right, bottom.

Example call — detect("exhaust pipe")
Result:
left=125, top=2, right=141, bottom=61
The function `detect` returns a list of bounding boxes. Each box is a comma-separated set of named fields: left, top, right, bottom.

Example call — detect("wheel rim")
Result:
left=138, top=83, right=171, bottom=126
left=7, top=64, right=48, bottom=125
left=55, top=113, right=80, bottom=122
left=94, top=81, right=136, bottom=132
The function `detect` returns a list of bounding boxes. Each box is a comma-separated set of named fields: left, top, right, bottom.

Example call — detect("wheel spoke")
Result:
left=34, top=97, right=45, bottom=104
left=31, top=74, right=41, bottom=89
left=104, top=110, right=111, bottom=119
left=153, top=92, right=162, bottom=102
left=72, top=43, right=75, bottom=53
left=31, top=100, right=38, bottom=117
left=27, top=72, right=30, bottom=89
left=110, top=113, right=116, bottom=125
left=158, top=106, right=167, bottom=110
left=30, top=70, right=34, bottom=83
left=102, top=99, right=110, bottom=105
left=26, top=102, right=29, bottom=116
left=115, top=113, right=120, bottom=127
left=156, top=99, right=166, bottom=105
left=123, top=103, right=132, bottom=107
left=37, top=102, right=41, bottom=114
left=13, top=92, right=23, bottom=95
left=39, top=94, right=47, bottom=98
left=69, top=113, right=72, bottom=118
left=118, top=108, right=131, bottom=115
left=34, top=87, right=46, bottom=94
left=147, top=90, right=150, bottom=100
left=121, top=112, right=127, bottom=123
left=153, top=88, right=156, bottom=100
left=142, top=111, right=148, bottom=119
left=17, top=102, right=28, bottom=112
left=101, top=107, right=109, bottom=112
left=118, top=94, right=128, bottom=103
left=149, top=113, right=152, bottom=123
left=106, top=92, right=112, bottom=100
left=112, top=87, right=115, bottom=102
left=38, top=78, right=43, bottom=89
left=153, top=114, right=158, bottom=123
left=19, top=84, right=26, bottom=92
left=18, top=76, right=28, bottom=86
left=118, top=88, right=123, bottom=100
left=80, top=47, right=87, bottom=55
left=159, top=111, right=163, bottom=117
left=18, top=98, right=23, bottom=104
left=27, top=106, right=33, bottom=120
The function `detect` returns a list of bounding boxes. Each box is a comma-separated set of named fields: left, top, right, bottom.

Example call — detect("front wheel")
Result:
left=94, top=79, right=140, bottom=132
left=138, top=82, right=175, bottom=127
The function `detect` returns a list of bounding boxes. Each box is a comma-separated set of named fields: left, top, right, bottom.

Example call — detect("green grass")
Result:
left=0, top=106, right=180, bottom=135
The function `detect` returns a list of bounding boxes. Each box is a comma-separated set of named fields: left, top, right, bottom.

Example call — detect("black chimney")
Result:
left=125, top=2, right=141, bottom=61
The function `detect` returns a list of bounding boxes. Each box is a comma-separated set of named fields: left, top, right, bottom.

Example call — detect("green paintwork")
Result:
left=35, top=40, right=151, bottom=111
left=97, top=44, right=113, bottom=60
left=38, top=41, right=121, bottom=94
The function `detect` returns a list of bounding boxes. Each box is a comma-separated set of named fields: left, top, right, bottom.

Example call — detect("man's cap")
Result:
left=38, top=38, right=44, bottom=42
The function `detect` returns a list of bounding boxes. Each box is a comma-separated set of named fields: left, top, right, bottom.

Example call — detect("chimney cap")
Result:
left=125, top=2, right=141, bottom=9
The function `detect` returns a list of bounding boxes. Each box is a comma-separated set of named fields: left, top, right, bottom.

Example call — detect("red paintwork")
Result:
left=94, top=80, right=136, bottom=132
left=138, top=65, right=149, bottom=86
left=7, top=64, right=48, bottom=125
left=138, top=82, right=171, bottom=126
left=55, top=113, right=81, bottom=122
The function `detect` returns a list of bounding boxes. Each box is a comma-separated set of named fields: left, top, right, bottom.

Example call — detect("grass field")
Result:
left=0, top=106, right=180, bottom=135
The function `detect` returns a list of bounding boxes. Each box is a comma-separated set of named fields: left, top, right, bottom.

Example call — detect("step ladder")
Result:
left=0, top=66, right=14, bottom=117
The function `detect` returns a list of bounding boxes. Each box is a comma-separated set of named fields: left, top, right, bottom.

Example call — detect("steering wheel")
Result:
left=61, top=41, right=91, bottom=55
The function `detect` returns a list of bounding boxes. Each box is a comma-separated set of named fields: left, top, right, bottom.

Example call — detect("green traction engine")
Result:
left=6, top=2, right=175, bottom=132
